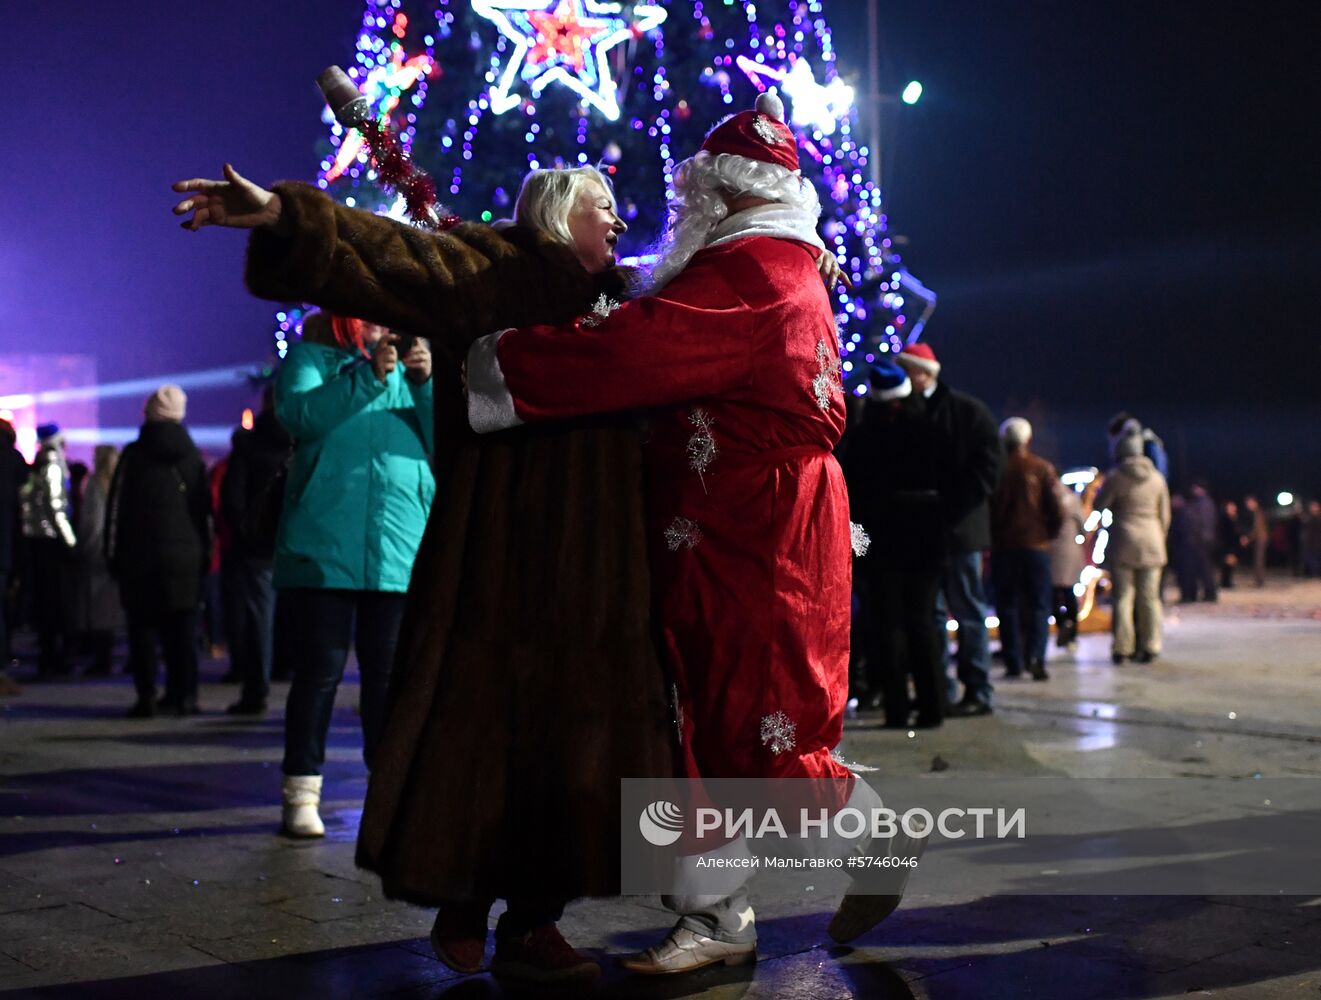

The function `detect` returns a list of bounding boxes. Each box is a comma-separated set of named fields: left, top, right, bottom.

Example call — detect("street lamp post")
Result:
left=865, top=0, right=920, bottom=193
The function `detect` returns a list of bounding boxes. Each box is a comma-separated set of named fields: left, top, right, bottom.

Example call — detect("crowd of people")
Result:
left=839, top=386, right=1319, bottom=721
left=2, top=87, right=1319, bottom=986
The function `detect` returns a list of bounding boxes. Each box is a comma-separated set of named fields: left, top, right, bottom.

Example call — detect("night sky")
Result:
left=7, top=2, right=1319, bottom=497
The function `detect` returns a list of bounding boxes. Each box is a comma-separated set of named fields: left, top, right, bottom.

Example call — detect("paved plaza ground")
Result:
left=2, top=577, right=1320, bottom=998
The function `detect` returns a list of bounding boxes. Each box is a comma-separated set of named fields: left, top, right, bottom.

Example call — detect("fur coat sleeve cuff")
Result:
left=244, top=183, right=339, bottom=305
left=465, top=330, right=524, bottom=434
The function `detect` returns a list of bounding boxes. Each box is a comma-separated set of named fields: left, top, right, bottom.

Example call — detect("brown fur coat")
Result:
left=247, top=184, right=674, bottom=903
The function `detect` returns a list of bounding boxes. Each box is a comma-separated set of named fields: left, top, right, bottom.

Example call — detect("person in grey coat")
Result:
left=74, top=445, right=123, bottom=675
left=1049, top=480, right=1089, bottom=651
left=1096, top=436, right=1171, bottom=664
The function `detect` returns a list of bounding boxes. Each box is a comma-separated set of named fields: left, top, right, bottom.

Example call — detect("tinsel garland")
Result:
left=358, top=118, right=460, bottom=231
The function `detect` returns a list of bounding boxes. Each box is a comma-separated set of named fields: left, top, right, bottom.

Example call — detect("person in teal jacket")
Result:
left=275, top=310, right=434, bottom=838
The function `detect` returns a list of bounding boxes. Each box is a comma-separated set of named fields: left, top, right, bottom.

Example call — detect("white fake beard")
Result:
left=648, top=202, right=728, bottom=293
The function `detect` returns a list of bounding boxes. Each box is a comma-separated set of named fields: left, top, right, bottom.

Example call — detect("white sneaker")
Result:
left=619, top=925, right=756, bottom=975
left=281, top=775, right=325, bottom=837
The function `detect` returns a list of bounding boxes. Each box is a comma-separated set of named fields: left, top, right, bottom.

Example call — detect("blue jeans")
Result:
left=281, top=588, right=406, bottom=776
left=935, top=551, right=994, bottom=706
left=991, top=549, right=1053, bottom=672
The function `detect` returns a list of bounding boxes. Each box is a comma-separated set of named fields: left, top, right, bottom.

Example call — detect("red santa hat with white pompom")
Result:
left=699, top=91, right=800, bottom=174
left=895, top=342, right=941, bottom=377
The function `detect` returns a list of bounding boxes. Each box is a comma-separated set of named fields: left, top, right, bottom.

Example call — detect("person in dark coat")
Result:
left=1241, top=495, right=1269, bottom=587
left=895, top=343, right=1003, bottom=716
left=842, top=360, right=951, bottom=728
left=219, top=387, right=291, bottom=715
left=1218, top=500, right=1241, bottom=589
left=19, top=424, right=78, bottom=676
left=106, top=386, right=211, bottom=716
left=0, top=418, right=28, bottom=692
left=1183, top=480, right=1219, bottom=602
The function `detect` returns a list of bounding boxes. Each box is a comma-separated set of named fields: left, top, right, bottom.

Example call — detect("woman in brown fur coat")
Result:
left=175, top=164, right=672, bottom=984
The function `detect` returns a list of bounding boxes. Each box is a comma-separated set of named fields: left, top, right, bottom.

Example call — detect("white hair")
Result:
left=648, top=151, right=822, bottom=291
left=513, top=165, right=615, bottom=246
left=1000, top=416, right=1033, bottom=449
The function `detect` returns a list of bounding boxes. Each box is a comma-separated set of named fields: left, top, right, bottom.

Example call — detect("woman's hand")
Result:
left=371, top=334, right=399, bottom=384
left=402, top=337, right=432, bottom=384
left=817, top=251, right=852, bottom=290
left=172, top=164, right=283, bottom=231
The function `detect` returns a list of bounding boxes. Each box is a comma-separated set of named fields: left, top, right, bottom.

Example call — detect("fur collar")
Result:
left=706, top=204, right=826, bottom=252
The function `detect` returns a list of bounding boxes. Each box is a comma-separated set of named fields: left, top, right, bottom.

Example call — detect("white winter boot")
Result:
left=281, top=775, right=325, bottom=838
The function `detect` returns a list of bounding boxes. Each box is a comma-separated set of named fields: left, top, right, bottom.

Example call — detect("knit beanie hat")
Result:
left=1115, top=433, right=1144, bottom=461
left=867, top=358, right=912, bottom=402
left=145, top=384, right=187, bottom=423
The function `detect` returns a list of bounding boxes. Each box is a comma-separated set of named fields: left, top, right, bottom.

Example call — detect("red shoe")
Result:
left=430, top=905, right=489, bottom=974
left=491, top=923, right=601, bottom=984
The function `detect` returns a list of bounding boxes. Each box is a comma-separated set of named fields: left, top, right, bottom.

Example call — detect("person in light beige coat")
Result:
left=1096, top=436, right=1172, bottom=662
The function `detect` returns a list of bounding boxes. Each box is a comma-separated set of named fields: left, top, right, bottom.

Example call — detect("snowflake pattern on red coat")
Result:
left=664, top=516, right=702, bottom=551
left=686, top=407, right=718, bottom=486
left=579, top=293, right=621, bottom=328
left=760, top=710, right=797, bottom=755
left=811, top=338, right=844, bottom=411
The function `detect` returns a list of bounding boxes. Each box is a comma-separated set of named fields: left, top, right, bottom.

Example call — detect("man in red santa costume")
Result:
left=466, top=92, right=916, bottom=973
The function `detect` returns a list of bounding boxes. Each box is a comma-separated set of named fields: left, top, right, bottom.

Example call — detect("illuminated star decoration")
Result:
left=736, top=56, right=855, bottom=136
left=324, top=44, right=435, bottom=181
left=473, top=0, right=667, bottom=121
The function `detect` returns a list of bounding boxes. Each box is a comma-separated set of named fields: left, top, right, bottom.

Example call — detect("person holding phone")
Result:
left=271, top=311, right=434, bottom=841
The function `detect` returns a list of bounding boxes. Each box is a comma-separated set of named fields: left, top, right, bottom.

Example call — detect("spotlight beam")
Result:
left=0, top=364, right=256, bottom=410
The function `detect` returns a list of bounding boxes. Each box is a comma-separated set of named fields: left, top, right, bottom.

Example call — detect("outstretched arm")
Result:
left=173, top=166, right=498, bottom=342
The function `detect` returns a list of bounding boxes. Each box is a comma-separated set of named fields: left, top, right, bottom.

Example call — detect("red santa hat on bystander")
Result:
left=895, top=342, right=941, bottom=378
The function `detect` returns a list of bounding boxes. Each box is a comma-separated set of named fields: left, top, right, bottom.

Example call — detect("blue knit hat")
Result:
left=867, top=358, right=912, bottom=402
left=36, top=422, right=61, bottom=441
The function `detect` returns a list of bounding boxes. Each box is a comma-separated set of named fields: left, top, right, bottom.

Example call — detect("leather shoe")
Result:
left=1134, top=650, right=1158, bottom=664
left=619, top=925, right=756, bottom=976
left=947, top=699, right=992, bottom=718
left=492, top=923, right=600, bottom=983
left=430, top=906, right=487, bottom=975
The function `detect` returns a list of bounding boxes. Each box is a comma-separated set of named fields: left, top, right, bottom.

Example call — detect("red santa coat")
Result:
left=468, top=231, right=856, bottom=789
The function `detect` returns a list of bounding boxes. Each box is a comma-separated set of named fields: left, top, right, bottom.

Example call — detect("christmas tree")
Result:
left=276, top=0, right=930, bottom=392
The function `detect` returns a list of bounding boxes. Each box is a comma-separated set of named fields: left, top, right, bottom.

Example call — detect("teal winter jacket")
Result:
left=273, top=340, right=434, bottom=592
